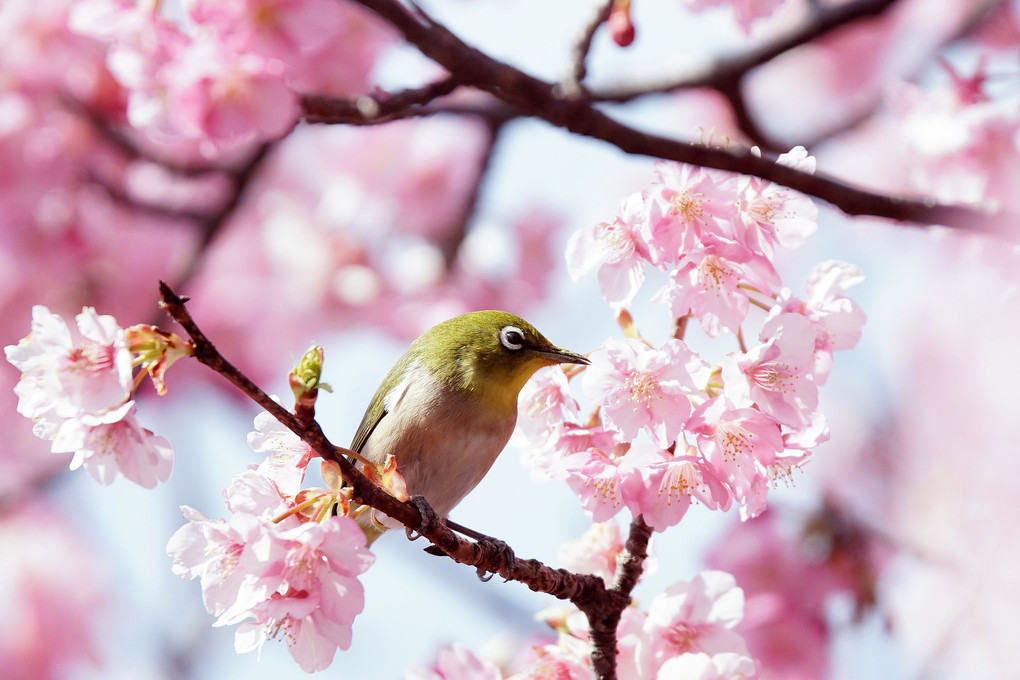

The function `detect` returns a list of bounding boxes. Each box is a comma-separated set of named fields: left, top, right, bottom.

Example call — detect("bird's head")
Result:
left=410, top=310, right=589, bottom=413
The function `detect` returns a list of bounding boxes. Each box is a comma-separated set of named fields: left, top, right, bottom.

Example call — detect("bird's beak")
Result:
left=537, top=347, right=590, bottom=366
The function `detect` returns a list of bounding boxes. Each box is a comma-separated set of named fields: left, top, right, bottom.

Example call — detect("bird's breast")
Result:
left=359, top=361, right=517, bottom=518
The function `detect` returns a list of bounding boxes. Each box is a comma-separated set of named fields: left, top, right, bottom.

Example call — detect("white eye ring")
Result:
left=500, top=325, right=525, bottom=351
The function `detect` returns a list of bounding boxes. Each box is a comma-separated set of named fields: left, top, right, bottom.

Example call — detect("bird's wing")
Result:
left=349, top=353, right=412, bottom=455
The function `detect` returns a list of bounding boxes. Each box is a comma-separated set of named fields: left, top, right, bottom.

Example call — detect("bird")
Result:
left=348, top=310, right=589, bottom=544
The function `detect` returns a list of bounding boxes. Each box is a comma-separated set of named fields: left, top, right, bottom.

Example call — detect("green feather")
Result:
left=349, top=352, right=412, bottom=454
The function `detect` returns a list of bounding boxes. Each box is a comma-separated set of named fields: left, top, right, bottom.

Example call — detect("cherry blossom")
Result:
left=645, top=162, right=738, bottom=264
left=187, top=0, right=346, bottom=69
left=247, top=405, right=314, bottom=491
left=764, top=260, right=866, bottom=383
left=636, top=571, right=754, bottom=678
left=5, top=305, right=133, bottom=435
left=687, top=396, right=786, bottom=519
left=508, top=634, right=592, bottom=680
left=231, top=518, right=374, bottom=672
left=5, top=305, right=178, bottom=487
left=52, top=400, right=173, bottom=488
left=162, top=34, right=298, bottom=151
left=734, top=147, right=818, bottom=254
left=566, top=192, right=652, bottom=307
left=582, top=337, right=708, bottom=448
left=405, top=643, right=503, bottom=680
left=559, top=443, right=640, bottom=523
left=889, top=67, right=1020, bottom=208
left=168, top=468, right=375, bottom=673
left=623, top=449, right=732, bottom=531
left=557, top=520, right=627, bottom=586
left=722, top=312, right=819, bottom=428
left=651, top=236, right=780, bottom=337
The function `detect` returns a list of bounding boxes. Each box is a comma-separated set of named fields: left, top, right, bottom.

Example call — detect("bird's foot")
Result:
left=444, top=519, right=516, bottom=582
left=473, top=534, right=516, bottom=582
left=405, top=494, right=442, bottom=542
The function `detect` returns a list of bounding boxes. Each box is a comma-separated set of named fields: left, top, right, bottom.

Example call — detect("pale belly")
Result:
left=359, top=363, right=517, bottom=518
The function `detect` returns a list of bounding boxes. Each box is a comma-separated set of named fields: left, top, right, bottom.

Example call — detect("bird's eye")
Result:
left=500, top=325, right=526, bottom=351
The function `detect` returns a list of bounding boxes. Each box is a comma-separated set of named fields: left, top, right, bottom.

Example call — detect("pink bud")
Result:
left=609, top=0, right=635, bottom=47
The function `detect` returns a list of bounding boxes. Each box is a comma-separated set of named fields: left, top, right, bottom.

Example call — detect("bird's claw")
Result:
left=405, top=494, right=442, bottom=541
left=474, top=535, right=516, bottom=583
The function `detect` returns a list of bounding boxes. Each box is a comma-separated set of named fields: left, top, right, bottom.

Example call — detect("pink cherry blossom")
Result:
left=656, top=651, right=758, bottom=680
left=557, top=520, right=626, bottom=586
left=52, top=400, right=173, bottom=488
left=405, top=643, right=503, bottom=680
left=231, top=518, right=374, bottom=671
left=566, top=192, right=651, bottom=307
left=764, top=260, right=865, bottom=383
left=704, top=512, right=831, bottom=680
left=583, top=337, right=708, bottom=447
left=508, top=634, right=592, bottom=680
left=169, top=473, right=374, bottom=673
left=688, top=396, right=785, bottom=519
left=621, top=445, right=732, bottom=531
left=889, top=74, right=1020, bottom=208
left=652, top=236, right=780, bottom=337
left=514, top=365, right=581, bottom=448
left=187, top=0, right=345, bottom=69
left=645, top=161, right=739, bottom=264
left=247, top=405, right=314, bottom=492
left=734, top=147, right=818, bottom=253
left=524, top=420, right=622, bottom=485
left=168, top=506, right=283, bottom=620
left=560, top=444, right=635, bottom=523
left=636, top=570, right=754, bottom=678
left=5, top=305, right=133, bottom=436
left=163, top=35, right=298, bottom=151
left=69, top=0, right=189, bottom=134
left=722, top=312, right=818, bottom=427
left=5, top=305, right=177, bottom=487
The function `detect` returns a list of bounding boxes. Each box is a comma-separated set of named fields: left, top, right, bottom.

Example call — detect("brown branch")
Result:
left=587, top=0, right=901, bottom=103
left=157, top=281, right=614, bottom=606
left=348, top=0, right=1012, bottom=237
left=435, top=113, right=511, bottom=266
left=564, top=0, right=615, bottom=92
left=301, top=76, right=461, bottom=125
left=589, top=516, right=654, bottom=680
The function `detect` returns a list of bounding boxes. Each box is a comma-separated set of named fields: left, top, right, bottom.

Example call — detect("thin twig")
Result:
left=588, top=0, right=900, bottom=103
left=301, top=76, right=461, bottom=125
left=565, top=0, right=615, bottom=92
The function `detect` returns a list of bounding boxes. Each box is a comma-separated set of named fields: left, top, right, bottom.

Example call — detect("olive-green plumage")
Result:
left=350, top=310, right=587, bottom=543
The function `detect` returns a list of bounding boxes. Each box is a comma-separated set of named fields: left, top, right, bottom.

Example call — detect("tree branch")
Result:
left=564, top=0, right=615, bottom=92
left=587, top=0, right=900, bottom=103
left=589, top=516, right=654, bottom=680
left=301, top=76, right=461, bottom=125
left=348, top=0, right=1010, bottom=237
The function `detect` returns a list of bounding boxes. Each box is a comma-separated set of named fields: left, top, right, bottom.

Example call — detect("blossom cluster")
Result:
left=168, top=410, right=374, bottom=673
left=408, top=521, right=755, bottom=679
left=68, top=0, right=391, bottom=155
left=521, top=149, right=865, bottom=525
left=4, top=305, right=183, bottom=488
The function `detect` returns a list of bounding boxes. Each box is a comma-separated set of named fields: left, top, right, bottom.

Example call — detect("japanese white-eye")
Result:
left=350, top=310, right=588, bottom=543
